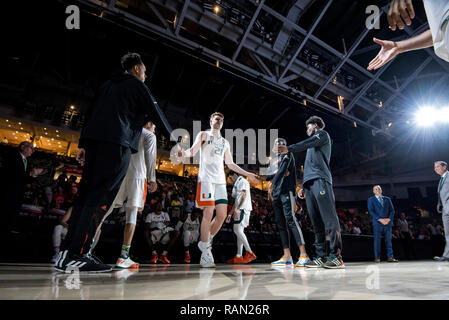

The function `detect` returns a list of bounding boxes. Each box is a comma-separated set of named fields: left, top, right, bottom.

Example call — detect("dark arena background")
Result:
left=1, top=0, right=449, bottom=308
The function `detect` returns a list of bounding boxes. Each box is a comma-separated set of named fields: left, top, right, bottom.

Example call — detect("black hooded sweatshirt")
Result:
left=79, top=72, right=172, bottom=153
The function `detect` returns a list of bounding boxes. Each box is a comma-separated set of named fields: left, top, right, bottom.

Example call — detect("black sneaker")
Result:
left=305, top=257, right=326, bottom=268
left=323, top=254, right=345, bottom=269
left=54, top=250, right=112, bottom=273
left=85, top=252, right=104, bottom=265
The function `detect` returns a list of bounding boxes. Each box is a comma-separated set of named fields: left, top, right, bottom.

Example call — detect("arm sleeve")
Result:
left=287, top=130, right=329, bottom=156
left=270, top=154, right=291, bottom=188
left=138, top=83, right=173, bottom=136
left=367, top=198, right=378, bottom=220
left=143, top=130, right=157, bottom=182
left=388, top=198, right=395, bottom=221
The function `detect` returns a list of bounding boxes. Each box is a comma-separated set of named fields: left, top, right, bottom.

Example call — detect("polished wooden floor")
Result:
left=0, top=261, right=448, bottom=300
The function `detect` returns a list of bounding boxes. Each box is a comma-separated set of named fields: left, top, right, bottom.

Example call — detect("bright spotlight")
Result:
left=414, top=107, right=437, bottom=127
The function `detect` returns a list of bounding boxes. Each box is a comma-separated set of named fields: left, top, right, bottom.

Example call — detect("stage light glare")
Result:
left=415, top=107, right=436, bottom=127
left=214, top=5, right=220, bottom=14
left=441, top=107, right=449, bottom=123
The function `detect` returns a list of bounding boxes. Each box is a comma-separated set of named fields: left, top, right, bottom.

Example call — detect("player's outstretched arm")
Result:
left=367, top=30, right=432, bottom=70
left=179, top=131, right=206, bottom=158
left=224, top=148, right=259, bottom=185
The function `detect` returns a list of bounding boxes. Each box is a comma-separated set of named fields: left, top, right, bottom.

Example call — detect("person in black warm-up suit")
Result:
left=54, top=53, right=172, bottom=273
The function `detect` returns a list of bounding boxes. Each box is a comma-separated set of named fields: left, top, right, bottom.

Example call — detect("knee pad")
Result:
left=125, top=206, right=138, bottom=225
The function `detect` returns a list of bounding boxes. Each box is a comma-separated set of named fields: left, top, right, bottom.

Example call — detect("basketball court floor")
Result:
left=0, top=261, right=448, bottom=300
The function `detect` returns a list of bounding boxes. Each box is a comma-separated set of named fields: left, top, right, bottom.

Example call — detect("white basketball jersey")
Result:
left=183, top=214, right=200, bottom=232
left=126, top=128, right=156, bottom=180
left=198, top=130, right=229, bottom=184
left=145, top=211, right=170, bottom=229
left=424, top=0, right=449, bottom=62
left=232, top=176, right=252, bottom=212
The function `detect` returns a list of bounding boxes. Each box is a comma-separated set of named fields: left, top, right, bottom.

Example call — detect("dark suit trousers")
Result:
left=304, top=178, right=342, bottom=259
left=62, top=141, right=131, bottom=255
left=373, top=222, right=393, bottom=258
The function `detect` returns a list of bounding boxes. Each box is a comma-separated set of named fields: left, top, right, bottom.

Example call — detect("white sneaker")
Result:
left=116, top=257, right=139, bottom=269
left=198, top=241, right=209, bottom=252
left=200, top=247, right=215, bottom=268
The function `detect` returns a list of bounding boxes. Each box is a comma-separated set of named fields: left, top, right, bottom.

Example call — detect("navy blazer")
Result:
left=367, top=195, right=395, bottom=226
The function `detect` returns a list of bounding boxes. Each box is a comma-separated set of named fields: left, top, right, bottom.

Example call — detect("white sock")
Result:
left=152, top=250, right=157, bottom=255
left=162, top=250, right=168, bottom=255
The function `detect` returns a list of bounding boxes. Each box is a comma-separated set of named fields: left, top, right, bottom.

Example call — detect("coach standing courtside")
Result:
left=434, top=161, right=449, bottom=262
left=367, top=185, right=398, bottom=263
left=54, top=53, right=171, bottom=273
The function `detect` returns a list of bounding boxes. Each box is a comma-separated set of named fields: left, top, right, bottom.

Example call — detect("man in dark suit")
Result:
left=55, top=53, right=172, bottom=273
left=367, top=185, right=398, bottom=263
left=0, top=141, right=44, bottom=236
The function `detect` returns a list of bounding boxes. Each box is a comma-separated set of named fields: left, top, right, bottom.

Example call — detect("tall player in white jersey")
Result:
left=90, top=121, right=158, bottom=268
left=178, top=112, right=259, bottom=267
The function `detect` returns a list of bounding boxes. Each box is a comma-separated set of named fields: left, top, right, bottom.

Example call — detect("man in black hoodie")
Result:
left=55, top=53, right=171, bottom=273
left=277, top=116, right=344, bottom=269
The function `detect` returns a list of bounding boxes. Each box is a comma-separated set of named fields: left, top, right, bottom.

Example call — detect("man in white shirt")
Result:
left=178, top=112, right=259, bottom=267
left=367, top=0, right=449, bottom=71
left=225, top=171, right=256, bottom=264
left=434, top=161, right=449, bottom=261
left=175, top=208, right=201, bottom=263
left=144, top=202, right=174, bottom=264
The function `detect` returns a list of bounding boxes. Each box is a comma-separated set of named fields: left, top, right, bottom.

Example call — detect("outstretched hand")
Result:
left=367, top=38, right=400, bottom=71
left=247, top=173, right=259, bottom=185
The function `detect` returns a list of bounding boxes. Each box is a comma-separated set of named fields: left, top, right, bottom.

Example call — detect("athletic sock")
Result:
left=152, top=250, right=157, bottom=255
left=162, top=250, right=168, bottom=255
left=120, top=245, right=130, bottom=259
left=236, top=254, right=242, bottom=258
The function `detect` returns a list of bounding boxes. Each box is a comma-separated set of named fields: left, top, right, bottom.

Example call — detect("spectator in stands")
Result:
left=170, top=193, right=182, bottom=222
left=0, top=141, right=44, bottom=235
left=144, top=202, right=175, bottom=264
left=398, top=212, right=416, bottom=259
left=52, top=186, right=67, bottom=210
left=185, top=196, right=195, bottom=214
left=176, top=208, right=201, bottom=263
left=44, top=182, right=55, bottom=209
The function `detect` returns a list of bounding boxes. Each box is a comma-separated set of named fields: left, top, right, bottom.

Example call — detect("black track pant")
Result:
left=303, top=178, right=342, bottom=259
left=272, top=191, right=305, bottom=250
left=62, top=141, right=131, bottom=255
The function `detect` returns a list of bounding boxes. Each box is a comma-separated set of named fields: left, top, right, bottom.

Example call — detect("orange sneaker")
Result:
left=227, top=255, right=244, bottom=264
left=149, top=253, right=158, bottom=264
left=242, top=252, right=256, bottom=263
left=184, top=253, right=191, bottom=264
left=160, top=254, right=171, bottom=264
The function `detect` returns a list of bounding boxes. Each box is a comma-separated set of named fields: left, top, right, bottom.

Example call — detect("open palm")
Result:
left=367, top=38, right=400, bottom=71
